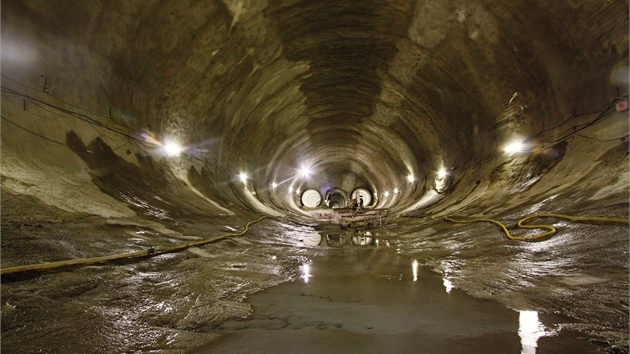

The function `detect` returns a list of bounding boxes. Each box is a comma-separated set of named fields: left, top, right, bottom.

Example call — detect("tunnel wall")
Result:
left=1, top=0, right=628, bottom=219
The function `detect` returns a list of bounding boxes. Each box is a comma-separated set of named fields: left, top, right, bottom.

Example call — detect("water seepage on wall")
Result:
left=1, top=0, right=628, bottom=352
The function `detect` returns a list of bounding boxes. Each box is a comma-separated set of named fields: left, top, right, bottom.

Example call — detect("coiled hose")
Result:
left=1, top=216, right=268, bottom=275
left=444, top=213, right=629, bottom=241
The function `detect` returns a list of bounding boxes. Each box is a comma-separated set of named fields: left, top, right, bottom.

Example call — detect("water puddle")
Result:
left=199, top=249, right=604, bottom=354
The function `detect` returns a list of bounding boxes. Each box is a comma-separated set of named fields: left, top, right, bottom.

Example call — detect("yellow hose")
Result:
left=1, top=216, right=268, bottom=275
left=444, top=213, right=629, bottom=241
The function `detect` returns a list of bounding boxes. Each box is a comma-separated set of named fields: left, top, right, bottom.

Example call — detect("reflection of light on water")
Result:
left=443, top=276, right=453, bottom=293
left=303, top=233, right=322, bottom=246
left=412, top=260, right=418, bottom=281
left=300, top=263, right=313, bottom=283
left=440, top=260, right=456, bottom=293
left=352, top=234, right=372, bottom=246
left=519, top=311, right=548, bottom=354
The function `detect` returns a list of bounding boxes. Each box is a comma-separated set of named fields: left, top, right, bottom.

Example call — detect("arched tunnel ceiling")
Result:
left=1, top=1, right=630, bottom=351
left=0, top=0, right=628, bottom=216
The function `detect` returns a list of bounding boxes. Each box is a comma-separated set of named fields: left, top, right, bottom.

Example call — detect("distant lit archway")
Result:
left=300, top=189, right=322, bottom=208
left=351, top=188, right=373, bottom=207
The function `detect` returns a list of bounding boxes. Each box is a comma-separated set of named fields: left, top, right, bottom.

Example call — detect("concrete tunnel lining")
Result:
left=1, top=0, right=629, bottom=352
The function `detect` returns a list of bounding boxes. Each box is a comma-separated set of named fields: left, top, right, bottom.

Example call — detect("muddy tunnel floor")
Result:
left=1, top=186, right=628, bottom=354
left=202, top=250, right=606, bottom=354
left=2, top=1, right=629, bottom=352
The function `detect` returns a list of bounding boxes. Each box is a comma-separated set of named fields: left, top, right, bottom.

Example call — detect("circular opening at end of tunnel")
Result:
left=300, top=189, right=322, bottom=208
left=351, top=188, right=373, bottom=207
left=325, top=189, right=348, bottom=209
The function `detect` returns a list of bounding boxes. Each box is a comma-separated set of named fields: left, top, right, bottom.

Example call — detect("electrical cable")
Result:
left=23, top=96, right=128, bottom=142
left=528, top=97, right=625, bottom=147
left=530, top=96, right=626, bottom=139
left=0, top=216, right=269, bottom=275
left=444, top=213, right=629, bottom=241
left=2, top=87, right=134, bottom=138
left=2, top=74, right=145, bottom=137
left=1, top=115, right=130, bottom=153
left=2, top=84, right=234, bottom=175
left=1, top=73, right=113, bottom=121
left=543, top=109, right=615, bottom=144
left=575, top=133, right=629, bottom=142
left=1, top=115, right=70, bottom=148
left=2, top=74, right=147, bottom=140
left=452, top=95, right=627, bottom=175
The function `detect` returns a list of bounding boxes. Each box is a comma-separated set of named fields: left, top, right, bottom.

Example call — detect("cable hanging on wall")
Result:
left=1, top=81, right=235, bottom=176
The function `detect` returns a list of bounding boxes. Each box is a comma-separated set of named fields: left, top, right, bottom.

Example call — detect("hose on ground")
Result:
left=444, top=213, right=629, bottom=241
left=0, top=216, right=269, bottom=275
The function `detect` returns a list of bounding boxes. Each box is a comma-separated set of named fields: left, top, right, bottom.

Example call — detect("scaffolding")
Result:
left=338, top=208, right=390, bottom=229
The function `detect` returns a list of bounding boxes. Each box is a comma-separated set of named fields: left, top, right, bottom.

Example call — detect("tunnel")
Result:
left=1, top=1, right=629, bottom=353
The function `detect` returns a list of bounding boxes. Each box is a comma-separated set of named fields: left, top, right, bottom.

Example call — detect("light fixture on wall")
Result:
left=163, top=141, right=183, bottom=156
left=503, top=139, right=526, bottom=154
left=299, top=165, right=312, bottom=177
left=435, top=168, right=448, bottom=193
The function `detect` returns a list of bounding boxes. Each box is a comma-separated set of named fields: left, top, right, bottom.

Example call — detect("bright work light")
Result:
left=163, top=142, right=183, bottom=156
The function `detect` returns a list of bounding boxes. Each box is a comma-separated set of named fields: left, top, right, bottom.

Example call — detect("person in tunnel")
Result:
left=358, top=195, right=364, bottom=211
left=351, top=196, right=358, bottom=211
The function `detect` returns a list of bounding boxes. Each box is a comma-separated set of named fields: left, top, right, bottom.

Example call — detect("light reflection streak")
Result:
left=443, top=276, right=453, bottom=293
left=300, top=263, right=313, bottom=283
left=519, top=310, right=549, bottom=354
left=412, top=259, right=418, bottom=281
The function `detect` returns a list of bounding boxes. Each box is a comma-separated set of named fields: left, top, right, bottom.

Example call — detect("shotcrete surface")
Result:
left=1, top=0, right=628, bottom=353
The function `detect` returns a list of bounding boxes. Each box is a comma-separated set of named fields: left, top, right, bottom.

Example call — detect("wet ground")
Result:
left=1, top=138, right=628, bottom=353
left=202, top=249, right=605, bottom=354
left=0, top=189, right=306, bottom=353
left=1, top=186, right=627, bottom=353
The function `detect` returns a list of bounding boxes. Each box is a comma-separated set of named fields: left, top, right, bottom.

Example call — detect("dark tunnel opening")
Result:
left=326, top=188, right=349, bottom=209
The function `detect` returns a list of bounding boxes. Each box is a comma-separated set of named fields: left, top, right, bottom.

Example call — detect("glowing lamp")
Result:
left=504, top=140, right=525, bottom=154
left=299, top=166, right=312, bottom=177
left=163, top=142, right=183, bottom=156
